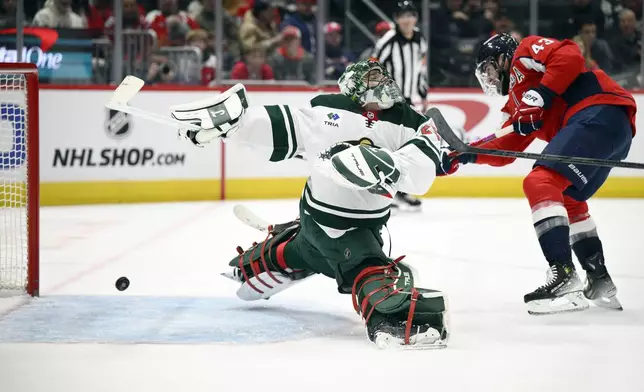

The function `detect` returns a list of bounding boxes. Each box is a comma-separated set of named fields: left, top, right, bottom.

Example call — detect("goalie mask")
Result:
left=474, top=33, right=518, bottom=96
left=339, top=59, right=404, bottom=109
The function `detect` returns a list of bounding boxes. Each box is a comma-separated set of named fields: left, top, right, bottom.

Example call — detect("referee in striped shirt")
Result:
left=372, top=0, right=428, bottom=210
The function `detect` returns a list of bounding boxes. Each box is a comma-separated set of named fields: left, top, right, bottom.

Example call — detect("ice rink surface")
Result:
left=0, top=198, right=643, bottom=392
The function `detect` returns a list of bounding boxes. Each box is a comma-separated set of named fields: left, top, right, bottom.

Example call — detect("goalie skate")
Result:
left=373, top=322, right=446, bottom=350
left=524, top=263, right=589, bottom=315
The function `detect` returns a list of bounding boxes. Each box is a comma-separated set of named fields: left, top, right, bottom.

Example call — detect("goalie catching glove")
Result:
left=170, top=83, right=249, bottom=145
left=320, top=143, right=401, bottom=198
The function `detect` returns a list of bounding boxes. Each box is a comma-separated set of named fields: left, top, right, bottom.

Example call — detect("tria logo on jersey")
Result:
left=324, top=112, right=340, bottom=127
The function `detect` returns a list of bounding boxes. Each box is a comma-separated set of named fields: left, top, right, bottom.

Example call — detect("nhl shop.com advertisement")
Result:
left=39, top=90, right=222, bottom=183
left=52, top=110, right=186, bottom=169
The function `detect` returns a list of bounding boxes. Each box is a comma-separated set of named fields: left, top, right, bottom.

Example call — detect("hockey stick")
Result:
left=233, top=205, right=272, bottom=233
left=426, top=108, right=644, bottom=170
left=233, top=204, right=301, bottom=235
left=105, top=75, right=201, bottom=131
left=449, top=125, right=514, bottom=157
left=469, top=124, right=514, bottom=147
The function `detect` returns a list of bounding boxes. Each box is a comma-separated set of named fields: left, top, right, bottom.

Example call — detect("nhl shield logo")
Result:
left=105, top=109, right=131, bottom=139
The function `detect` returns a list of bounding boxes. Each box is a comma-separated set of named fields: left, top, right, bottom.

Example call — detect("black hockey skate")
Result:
left=367, top=317, right=447, bottom=350
left=524, top=263, right=589, bottom=315
left=582, top=254, right=622, bottom=310
left=391, top=192, right=422, bottom=212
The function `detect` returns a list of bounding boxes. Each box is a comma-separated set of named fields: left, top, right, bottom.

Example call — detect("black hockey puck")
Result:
left=116, top=277, right=130, bottom=291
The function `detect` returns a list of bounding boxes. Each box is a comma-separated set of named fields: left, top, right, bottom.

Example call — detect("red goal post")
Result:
left=0, top=63, right=39, bottom=296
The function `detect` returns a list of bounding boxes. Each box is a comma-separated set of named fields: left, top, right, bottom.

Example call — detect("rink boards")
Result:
left=31, top=86, right=644, bottom=204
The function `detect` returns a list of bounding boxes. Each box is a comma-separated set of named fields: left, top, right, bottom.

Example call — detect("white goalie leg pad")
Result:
left=232, top=270, right=312, bottom=301
left=170, top=83, right=249, bottom=144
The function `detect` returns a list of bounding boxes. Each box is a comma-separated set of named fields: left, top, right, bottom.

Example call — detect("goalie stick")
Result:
left=233, top=205, right=300, bottom=234
left=426, top=108, right=644, bottom=170
left=105, top=75, right=201, bottom=131
left=233, top=205, right=272, bottom=233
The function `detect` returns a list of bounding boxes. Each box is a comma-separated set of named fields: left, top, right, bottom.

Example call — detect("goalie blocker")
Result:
left=226, top=206, right=449, bottom=349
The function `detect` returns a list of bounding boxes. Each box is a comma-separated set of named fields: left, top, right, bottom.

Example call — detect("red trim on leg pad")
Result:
left=238, top=254, right=263, bottom=294
left=276, top=240, right=291, bottom=270
left=404, top=288, right=420, bottom=345
left=260, top=234, right=283, bottom=285
left=352, top=265, right=388, bottom=313
left=249, top=246, right=273, bottom=290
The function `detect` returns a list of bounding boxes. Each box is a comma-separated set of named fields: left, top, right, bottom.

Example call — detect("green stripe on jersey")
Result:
left=402, top=136, right=441, bottom=166
left=301, top=183, right=390, bottom=230
left=265, top=105, right=290, bottom=162
left=284, top=106, right=298, bottom=159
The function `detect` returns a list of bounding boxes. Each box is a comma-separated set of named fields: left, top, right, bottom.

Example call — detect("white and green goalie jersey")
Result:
left=231, top=94, right=441, bottom=232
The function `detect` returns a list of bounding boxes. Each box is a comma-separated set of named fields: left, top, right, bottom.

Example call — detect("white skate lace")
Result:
left=537, top=265, right=558, bottom=290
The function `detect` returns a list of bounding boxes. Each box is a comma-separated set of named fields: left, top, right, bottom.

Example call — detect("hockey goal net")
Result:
left=0, top=63, right=39, bottom=296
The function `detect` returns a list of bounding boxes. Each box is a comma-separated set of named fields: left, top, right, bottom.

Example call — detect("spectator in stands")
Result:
left=359, top=21, right=392, bottom=60
left=32, top=0, right=87, bottom=28
left=187, top=0, right=247, bottom=18
left=193, top=0, right=241, bottom=68
left=187, top=0, right=203, bottom=17
left=375, top=20, right=393, bottom=38
left=230, top=45, right=274, bottom=80
left=607, top=9, right=641, bottom=73
left=270, top=26, right=315, bottom=84
left=555, top=0, right=605, bottom=40
left=281, top=0, right=317, bottom=53
left=104, top=0, right=147, bottom=36
left=75, top=0, right=112, bottom=33
left=622, top=0, right=643, bottom=20
left=599, top=0, right=619, bottom=33
left=572, top=20, right=613, bottom=72
left=463, top=0, right=493, bottom=38
left=491, top=11, right=515, bottom=35
left=146, top=0, right=199, bottom=47
left=239, top=0, right=283, bottom=57
left=0, top=0, right=18, bottom=28
left=186, top=29, right=218, bottom=85
left=145, top=53, right=177, bottom=84
left=324, top=22, right=355, bottom=80
left=482, top=0, right=499, bottom=22
left=166, top=15, right=191, bottom=46
left=433, top=0, right=486, bottom=39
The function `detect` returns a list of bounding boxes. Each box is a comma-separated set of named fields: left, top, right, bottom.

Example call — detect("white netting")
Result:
left=0, top=72, right=29, bottom=292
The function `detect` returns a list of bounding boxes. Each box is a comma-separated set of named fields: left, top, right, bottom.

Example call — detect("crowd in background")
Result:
left=0, top=0, right=642, bottom=88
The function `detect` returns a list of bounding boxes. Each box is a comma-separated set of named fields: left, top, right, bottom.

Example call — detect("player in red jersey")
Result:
left=438, top=33, right=636, bottom=314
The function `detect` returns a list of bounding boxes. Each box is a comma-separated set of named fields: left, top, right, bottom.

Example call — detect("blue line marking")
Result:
left=0, top=296, right=355, bottom=344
